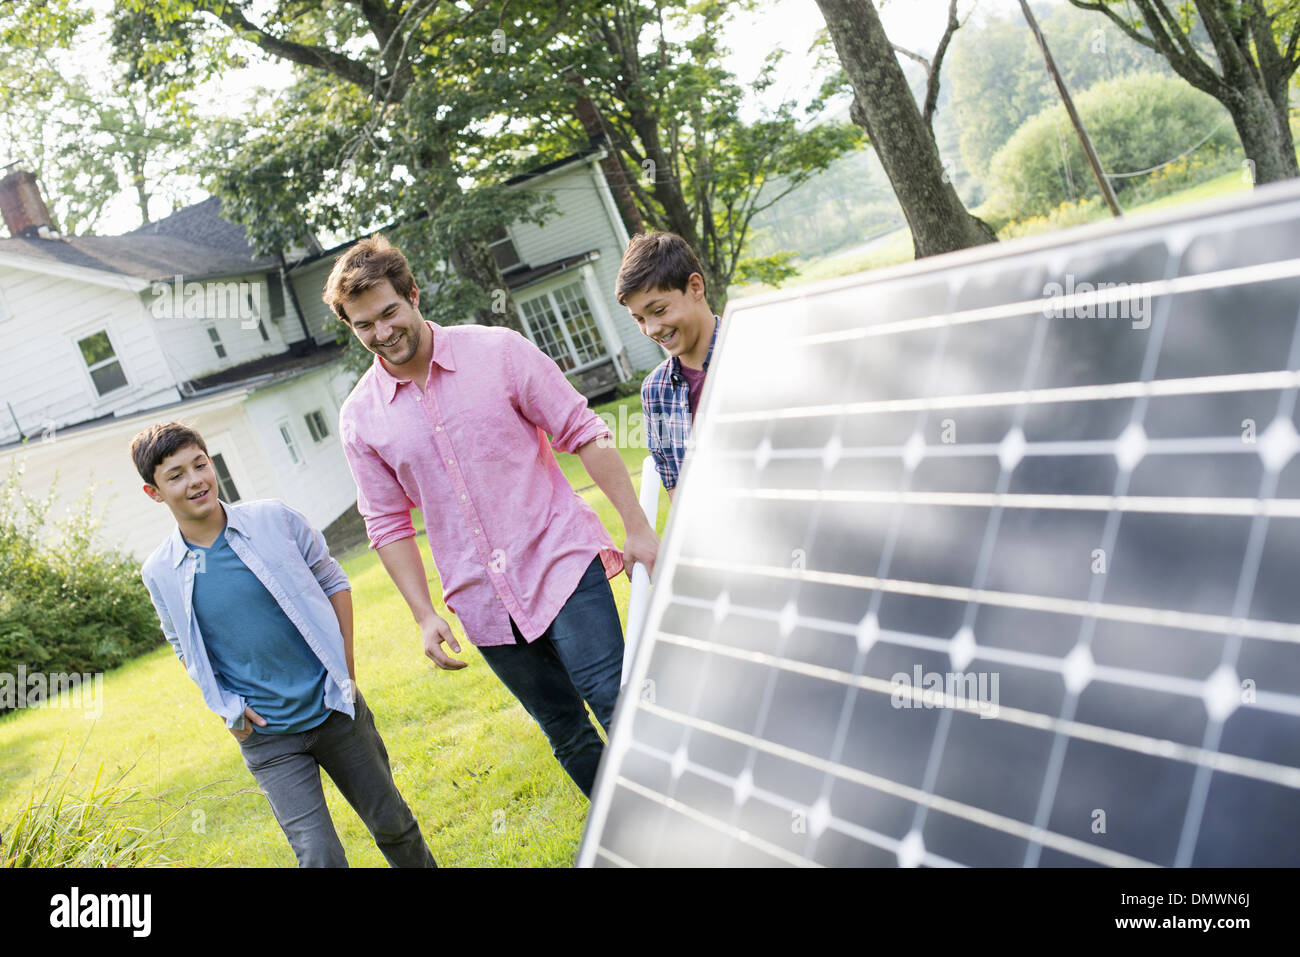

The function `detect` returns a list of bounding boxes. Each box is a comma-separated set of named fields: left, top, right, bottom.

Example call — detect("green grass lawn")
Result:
left=0, top=395, right=668, bottom=868
left=732, top=161, right=1260, bottom=299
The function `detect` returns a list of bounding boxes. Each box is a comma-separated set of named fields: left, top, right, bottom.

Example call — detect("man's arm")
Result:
left=576, top=439, right=659, bottom=579
left=339, top=418, right=465, bottom=670
left=375, top=535, right=467, bottom=670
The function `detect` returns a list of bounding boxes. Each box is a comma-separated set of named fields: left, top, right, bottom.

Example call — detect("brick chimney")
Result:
left=568, top=81, right=646, bottom=238
left=0, top=170, right=59, bottom=238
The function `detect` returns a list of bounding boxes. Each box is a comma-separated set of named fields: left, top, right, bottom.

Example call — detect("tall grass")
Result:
left=1, top=740, right=189, bottom=867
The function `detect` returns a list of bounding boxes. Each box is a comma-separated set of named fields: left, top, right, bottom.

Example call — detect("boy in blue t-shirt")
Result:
left=133, top=421, right=436, bottom=867
left=617, top=231, right=721, bottom=500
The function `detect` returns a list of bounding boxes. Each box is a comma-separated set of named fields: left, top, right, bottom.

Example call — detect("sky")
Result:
left=57, top=0, right=1034, bottom=234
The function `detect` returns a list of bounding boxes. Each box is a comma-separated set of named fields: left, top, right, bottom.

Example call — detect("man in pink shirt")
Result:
left=325, top=235, right=658, bottom=798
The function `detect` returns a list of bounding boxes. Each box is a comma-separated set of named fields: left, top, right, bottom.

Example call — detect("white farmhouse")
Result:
left=0, top=149, right=662, bottom=561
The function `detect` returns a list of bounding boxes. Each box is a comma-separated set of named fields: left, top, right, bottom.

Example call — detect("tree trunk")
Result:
left=1226, top=83, right=1299, bottom=185
left=449, top=235, right=525, bottom=332
left=815, top=0, right=996, bottom=258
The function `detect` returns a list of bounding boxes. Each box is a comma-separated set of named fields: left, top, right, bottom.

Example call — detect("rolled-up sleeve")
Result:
left=280, top=502, right=350, bottom=596
left=340, top=413, right=418, bottom=550
left=506, top=329, right=611, bottom=453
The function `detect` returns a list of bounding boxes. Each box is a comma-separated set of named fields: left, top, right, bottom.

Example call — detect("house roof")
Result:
left=0, top=197, right=280, bottom=282
left=127, top=196, right=264, bottom=259
left=504, top=250, right=600, bottom=291
left=0, top=148, right=605, bottom=285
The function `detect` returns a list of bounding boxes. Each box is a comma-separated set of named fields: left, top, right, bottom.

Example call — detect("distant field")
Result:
left=731, top=163, right=1258, bottom=300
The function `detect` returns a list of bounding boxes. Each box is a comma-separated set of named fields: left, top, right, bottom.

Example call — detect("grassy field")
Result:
left=0, top=394, right=669, bottom=868
left=732, top=163, right=1256, bottom=300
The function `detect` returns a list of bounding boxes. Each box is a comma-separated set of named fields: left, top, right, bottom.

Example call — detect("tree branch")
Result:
left=204, top=1, right=381, bottom=91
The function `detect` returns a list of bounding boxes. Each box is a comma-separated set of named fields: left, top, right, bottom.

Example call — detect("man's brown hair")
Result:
left=616, top=231, right=706, bottom=305
left=321, top=233, right=417, bottom=323
left=130, top=422, right=208, bottom=486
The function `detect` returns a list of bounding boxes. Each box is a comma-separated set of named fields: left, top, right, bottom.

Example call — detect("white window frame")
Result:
left=206, top=430, right=249, bottom=502
left=209, top=450, right=242, bottom=503
left=205, top=323, right=227, bottom=359
left=72, top=324, right=131, bottom=401
left=304, top=408, right=332, bottom=444
left=516, top=279, right=611, bottom=374
left=277, top=419, right=305, bottom=468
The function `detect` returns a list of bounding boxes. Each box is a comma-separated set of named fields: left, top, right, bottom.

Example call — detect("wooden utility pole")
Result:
left=1018, top=0, right=1122, bottom=217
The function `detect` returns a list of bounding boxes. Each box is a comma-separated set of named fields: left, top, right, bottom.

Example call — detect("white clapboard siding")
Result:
left=0, top=364, right=357, bottom=562
left=241, top=371, right=358, bottom=533
left=289, top=257, right=350, bottom=345
left=140, top=270, right=301, bottom=383
left=0, top=267, right=178, bottom=446
left=509, top=160, right=665, bottom=374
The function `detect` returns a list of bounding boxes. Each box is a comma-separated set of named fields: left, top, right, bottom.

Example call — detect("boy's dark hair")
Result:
left=130, top=422, right=208, bottom=486
left=322, top=233, right=417, bottom=323
left=616, top=231, right=706, bottom=305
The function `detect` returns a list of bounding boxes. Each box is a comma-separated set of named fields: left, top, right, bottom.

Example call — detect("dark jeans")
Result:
left=238, top=688, right=437, bottom=868
left=478, top=556, right=623, bottom=798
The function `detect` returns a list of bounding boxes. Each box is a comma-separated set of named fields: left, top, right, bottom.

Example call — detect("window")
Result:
left=279, top=422, right=302, bottom=465
left=206, top=326, right=227, bottom=359
left=266, top=272, right=285, bottom=319
left=304, top=409, right=330, bottom=443
left=76, top=329, right=128, bottom=397
left=211, top=453, right=241, bottom=503
left=487, top=227, right=523, bottom=273
left=518, top=281, right=606, bottom=372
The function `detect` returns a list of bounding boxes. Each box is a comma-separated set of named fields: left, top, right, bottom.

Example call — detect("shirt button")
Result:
left=415, top=394, right=422, bottom=402
left=460, top=493, right=466, bottom=501
left=473, top=529, right=480, bottom=535
left=435, top=425, right=442, bottom=432
left=447, top=458, right=454, bottom=465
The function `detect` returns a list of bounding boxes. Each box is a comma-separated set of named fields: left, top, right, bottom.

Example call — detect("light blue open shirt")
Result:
left=140, top=499, right=354, bottom=731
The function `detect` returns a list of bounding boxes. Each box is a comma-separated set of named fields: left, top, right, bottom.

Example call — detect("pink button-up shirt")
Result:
left=338, top=321, right=623, bottom=646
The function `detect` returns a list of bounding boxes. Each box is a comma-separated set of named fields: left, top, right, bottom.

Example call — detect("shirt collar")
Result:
left=166, top=502, right=238, bottom=567
left=373, top=321, right=455, bottom=404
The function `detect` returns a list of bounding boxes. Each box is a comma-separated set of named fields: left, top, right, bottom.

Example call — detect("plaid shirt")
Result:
left=640, top=316, right=720, bottom=492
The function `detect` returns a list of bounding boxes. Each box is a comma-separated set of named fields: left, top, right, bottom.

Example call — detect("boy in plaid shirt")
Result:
left=616, top=232, right=721, bottom=499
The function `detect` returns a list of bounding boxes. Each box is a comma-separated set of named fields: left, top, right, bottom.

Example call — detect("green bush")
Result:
left=0, top=465, right=162, bottom=706
left=987, top=72, right=1240, bottom=220
left=997, top=197, right=1108, bottom=241
left=613, top=369, right=657, bottom=399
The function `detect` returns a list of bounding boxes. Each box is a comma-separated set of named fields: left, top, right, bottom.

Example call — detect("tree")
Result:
left=0, top=0, right=200, bottom=233
left=947, top=4, right=1173, bottom=181
left=1068, top=0, right=1300, bottom=184
left=113, top=0, right=552, bottom=334
left=518, top=0, right=862, bottom=312
left=813, top=0, right=996, bottom=257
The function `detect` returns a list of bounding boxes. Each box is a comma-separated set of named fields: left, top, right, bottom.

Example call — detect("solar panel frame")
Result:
left=579, top=179, right=1300, bottom=868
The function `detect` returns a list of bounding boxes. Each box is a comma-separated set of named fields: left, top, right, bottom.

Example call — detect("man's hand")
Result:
left=623, top=520, right=660, bottom=581
left=421, top=614, right=467, bottom=670
left=230, top=705, right=267, bottom=742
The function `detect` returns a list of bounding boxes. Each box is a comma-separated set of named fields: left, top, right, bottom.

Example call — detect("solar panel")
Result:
left=579, top=181, right=1300, bottom=868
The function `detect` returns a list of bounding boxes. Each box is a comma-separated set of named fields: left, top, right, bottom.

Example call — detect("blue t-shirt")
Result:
left=187, top=528, right=330, bottom=734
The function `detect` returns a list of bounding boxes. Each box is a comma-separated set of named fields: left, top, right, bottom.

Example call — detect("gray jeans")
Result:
left=238, top=688, right=436, bottom=867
